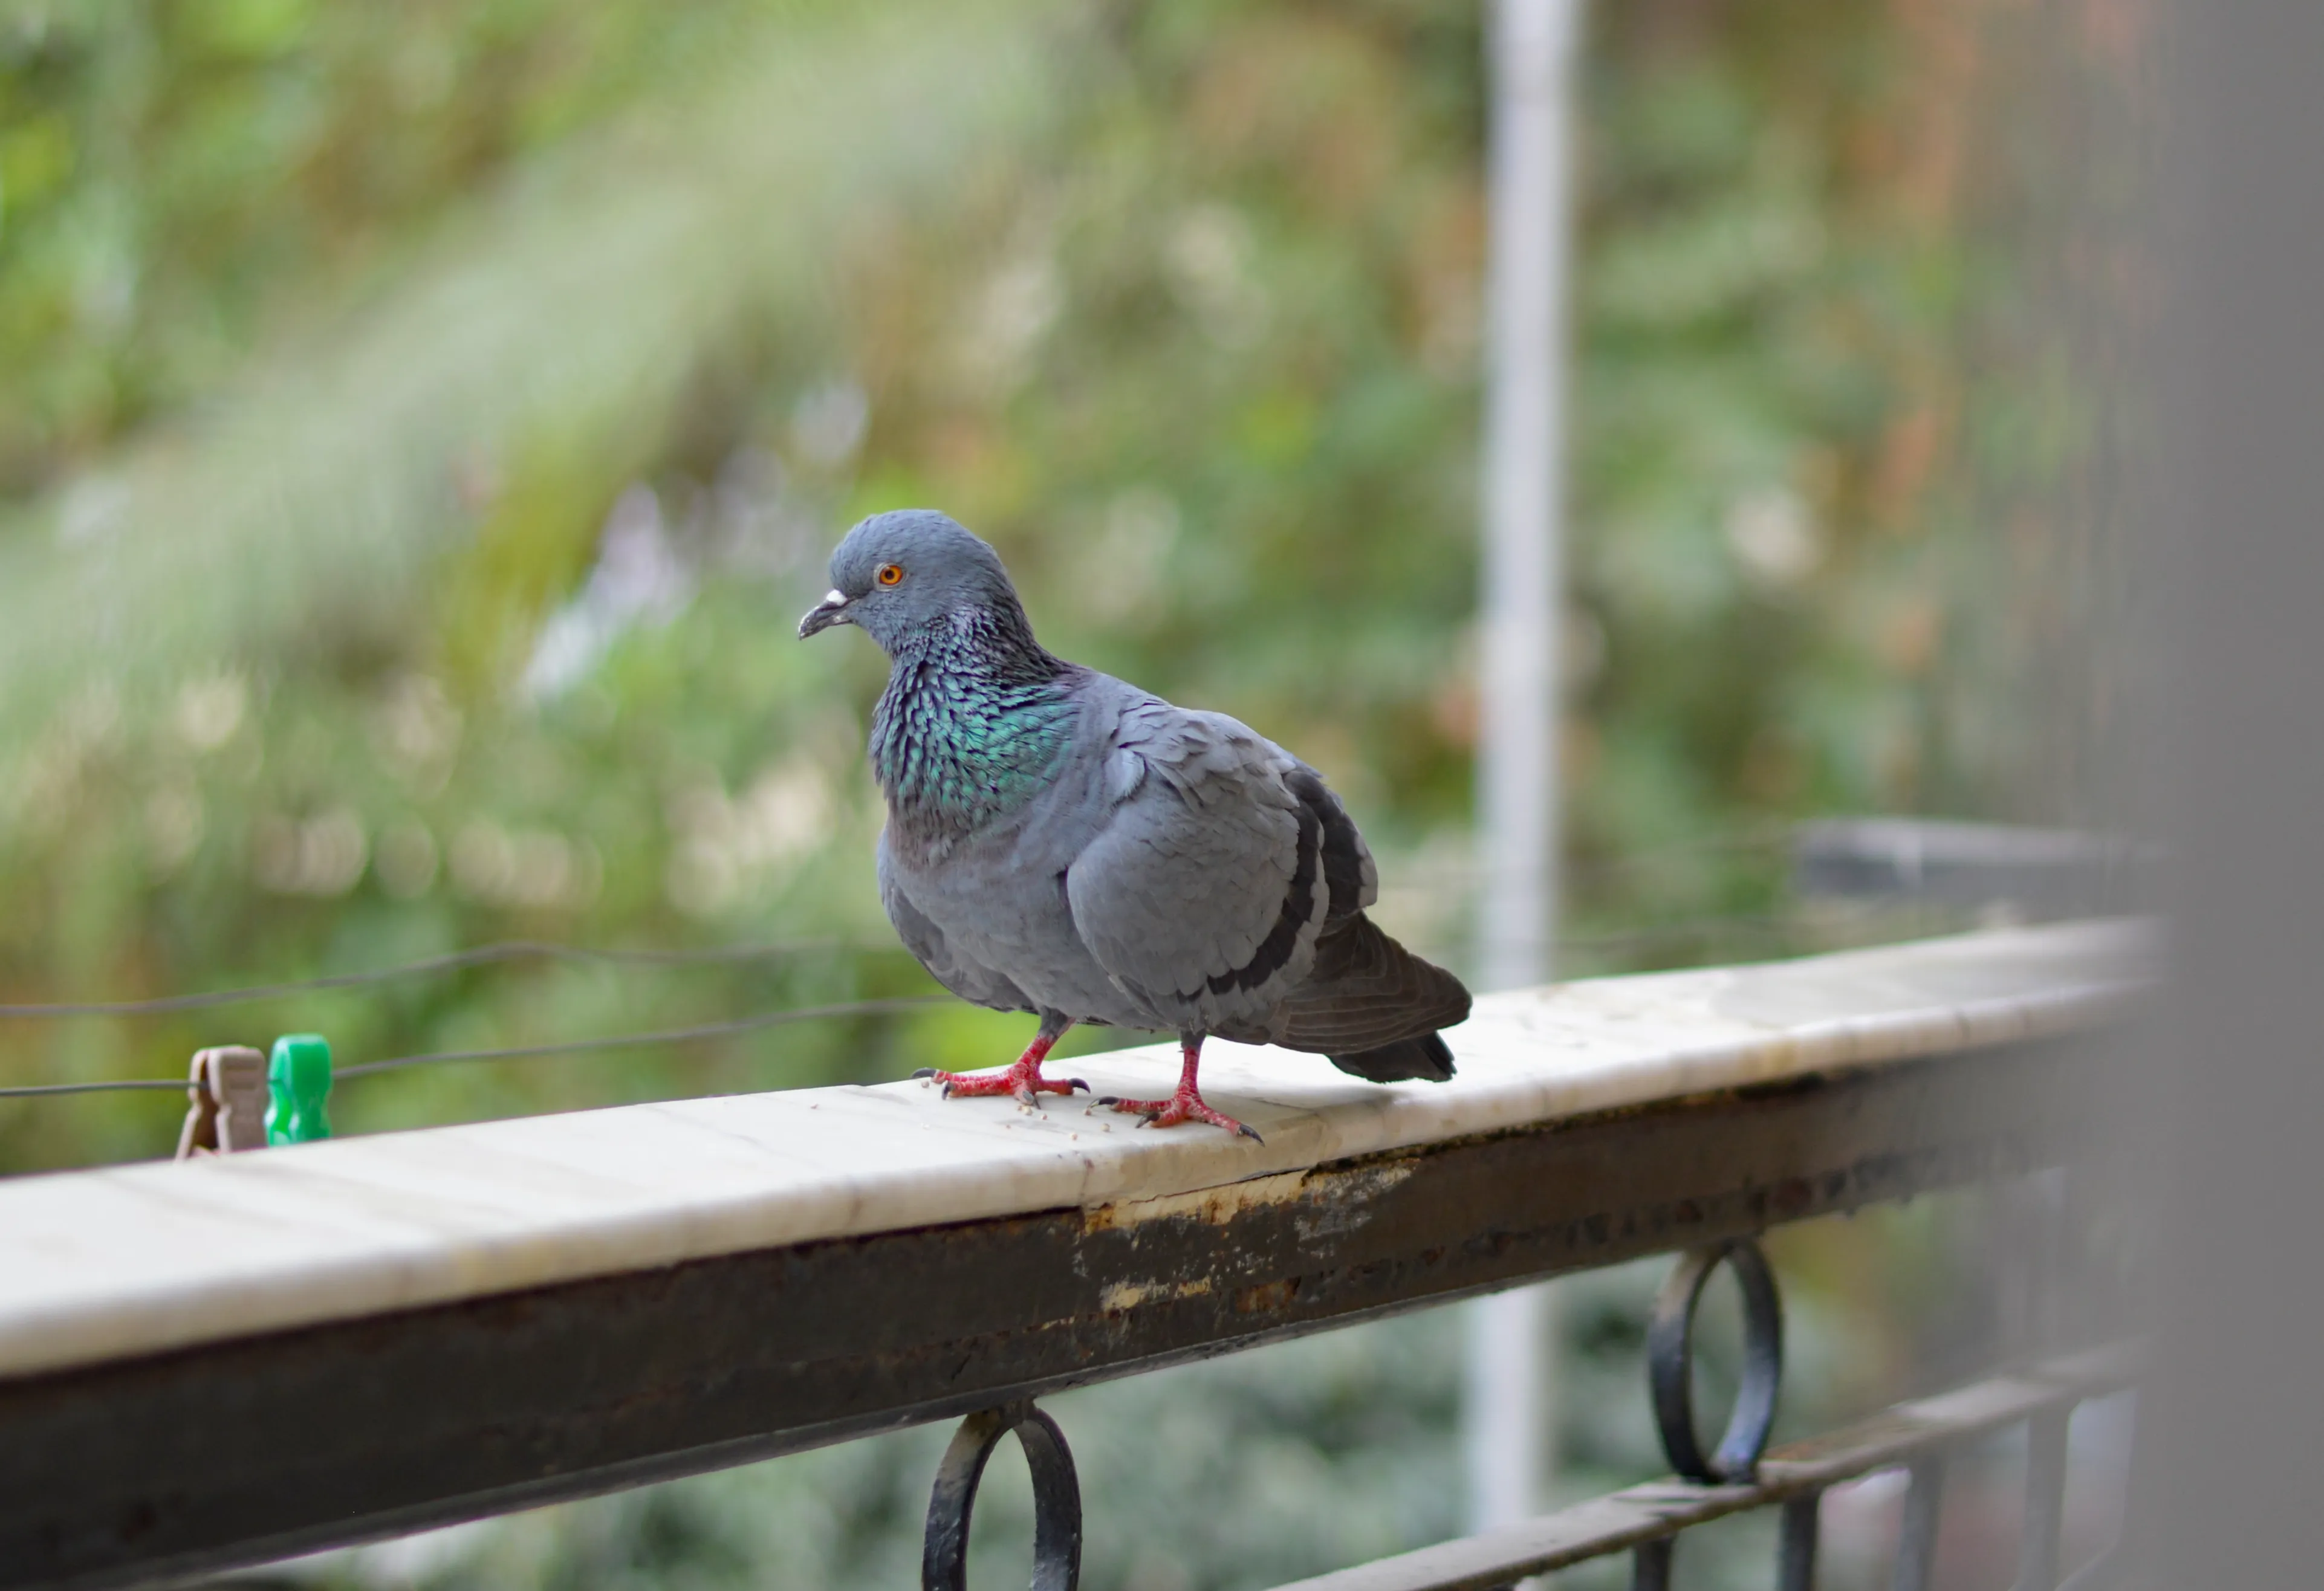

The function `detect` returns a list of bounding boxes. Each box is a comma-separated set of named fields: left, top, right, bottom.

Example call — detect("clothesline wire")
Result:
left=0, top=822, right=1863, bottom=1105
left=0, top=826, right=1806, bottom=1023
left=0, top=900, right=1969, bottom=1103
left=335, top=996, right=946, bottom=1077
left=1388, top=826, right=1797, bottom=885
left=0, top=936, right=901, bottom=1020
left=0, top=994, right=950, bottom=1099
left=0, top=1078, right=189, bottom=1098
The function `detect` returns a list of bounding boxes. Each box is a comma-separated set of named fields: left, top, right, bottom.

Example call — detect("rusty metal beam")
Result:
left=0, top=1036, right=2108, bottom=1591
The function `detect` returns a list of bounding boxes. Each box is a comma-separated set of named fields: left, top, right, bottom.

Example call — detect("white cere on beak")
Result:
left=825, top=589, right=846, bottom=605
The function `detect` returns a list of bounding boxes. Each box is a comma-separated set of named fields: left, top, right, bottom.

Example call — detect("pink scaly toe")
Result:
left=1099, top=1089, right=1262, bottom=1142
left=912, top=1030, right=1086, bottom=1107
left=1096, top=1038, right=1263, bottom=1141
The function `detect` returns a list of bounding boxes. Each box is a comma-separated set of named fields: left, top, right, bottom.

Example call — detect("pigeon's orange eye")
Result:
left=876, top=563, right=905, bottom=587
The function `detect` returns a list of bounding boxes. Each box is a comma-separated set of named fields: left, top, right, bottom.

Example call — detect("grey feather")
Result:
left=815, top=510, right=1471, bottom=1080
left=878, top=834, right=1036, bottom=1016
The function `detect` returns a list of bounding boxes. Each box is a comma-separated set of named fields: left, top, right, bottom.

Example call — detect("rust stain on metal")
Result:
left=1294, top=1160, right=1423, bottom=1240
left=1233, top=1278, right=1299, bottom=1314
left=1081, top=1169, right=1312, bottom=1232
left=1097, top=1277, right=1213, bottom=1313
left=1080, top=1160, right=1415, bottom=1235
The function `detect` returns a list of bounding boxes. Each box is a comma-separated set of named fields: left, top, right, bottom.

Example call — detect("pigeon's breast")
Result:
left=884, top=823, right=1163, bottom=1029
left=880, top=734, right=1172, bottom=1030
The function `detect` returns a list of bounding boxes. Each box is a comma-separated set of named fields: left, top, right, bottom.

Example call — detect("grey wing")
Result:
left=1063, top=707, right=1333, bottom=1036
left=878, top=831, right=1035, bottom=1014
left=1283, top=763, right=1378, bottom=924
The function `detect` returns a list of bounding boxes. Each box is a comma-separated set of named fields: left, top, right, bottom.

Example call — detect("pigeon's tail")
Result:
left=1326, top=1030, right=1457, bottom=1084
left=1274, top=912, right=1471, bottom=1081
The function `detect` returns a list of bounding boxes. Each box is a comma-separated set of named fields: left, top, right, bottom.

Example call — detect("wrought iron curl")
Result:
left=922, top=1400, right=1082, bottom=1591
left=1646, top=1237, right=1785, bottom=1483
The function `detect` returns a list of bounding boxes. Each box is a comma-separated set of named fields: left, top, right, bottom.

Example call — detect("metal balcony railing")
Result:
left=1267, top=1340, right=2138, bottom=1591
left=0, top=919, right=2150, bottom=1591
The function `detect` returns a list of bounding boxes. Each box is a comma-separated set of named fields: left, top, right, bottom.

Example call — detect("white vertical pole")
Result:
left=1466, top=0, right=1582, bottom=1538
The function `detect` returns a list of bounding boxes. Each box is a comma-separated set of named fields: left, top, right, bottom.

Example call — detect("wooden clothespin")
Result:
left=265, top=1033, right=334, bottom=1145
left=175, top=1046, right=270, bottom=1159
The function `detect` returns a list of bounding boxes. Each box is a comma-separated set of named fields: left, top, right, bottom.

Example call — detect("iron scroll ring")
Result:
left=922, top=1401, right=1083, bottom=1591
left=1646, top=1237, right=1785, bottom=1483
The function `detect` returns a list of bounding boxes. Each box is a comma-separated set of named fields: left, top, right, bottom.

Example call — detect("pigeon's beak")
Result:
left=798, top=589, right=853, bottom=639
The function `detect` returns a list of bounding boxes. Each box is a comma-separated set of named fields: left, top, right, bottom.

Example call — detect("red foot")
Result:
left=1100, top=1040, right=1263, bottom=1142
left=912, top=1031, right=1087, bottom=1107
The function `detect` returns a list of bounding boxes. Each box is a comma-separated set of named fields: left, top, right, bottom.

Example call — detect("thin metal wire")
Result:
left=0, top=936, right=899, bottom=1020
left=0, top=995, right=949, bottom=1098
left=0, top=888, right=1952, bottom=1103
left=334, top=996, right=947, bottom=1077
left=0, top=1078, right=191, bottom=1098
left=0, top=902, right=1877, bottom=1036
left=0, top=905, right=1917, bottom=1098
left=0, top=826, right=1822, bottom=1028
left=1392, top=904, right=1927, bottom=973
left=1404, top=822, right=1796, bottom=875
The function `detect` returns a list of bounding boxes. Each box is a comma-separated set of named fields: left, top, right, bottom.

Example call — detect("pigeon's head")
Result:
left=797, top=510, right=1023, bottom=653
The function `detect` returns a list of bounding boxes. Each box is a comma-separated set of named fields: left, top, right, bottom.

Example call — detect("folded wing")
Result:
left=1064, top=707, right=1329, bottom=1035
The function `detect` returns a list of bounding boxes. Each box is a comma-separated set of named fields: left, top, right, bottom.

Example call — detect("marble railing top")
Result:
left=0, top=920, right=2151, bottom=1382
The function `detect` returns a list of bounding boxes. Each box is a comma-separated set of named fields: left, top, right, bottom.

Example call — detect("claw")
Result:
left=1102, top=1091, right=1259, bottom=1140
left=1097, top=1037, right=1262, bottom=1141
left=919, top=1029, right=1077, bottom=1107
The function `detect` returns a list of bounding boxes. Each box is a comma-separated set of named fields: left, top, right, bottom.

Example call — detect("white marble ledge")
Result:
left=0, top=919, right=2153, bottom=1383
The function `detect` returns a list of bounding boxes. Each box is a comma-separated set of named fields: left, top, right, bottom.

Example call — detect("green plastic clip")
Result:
left=265, top=1033, right=334, bottom=1145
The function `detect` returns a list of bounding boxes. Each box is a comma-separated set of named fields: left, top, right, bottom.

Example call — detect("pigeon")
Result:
left=799, top=510, right=1470, bottom=1140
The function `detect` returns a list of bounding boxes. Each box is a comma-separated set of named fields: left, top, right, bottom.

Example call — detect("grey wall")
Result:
left=2142, top=2, right=2324, bottom=1580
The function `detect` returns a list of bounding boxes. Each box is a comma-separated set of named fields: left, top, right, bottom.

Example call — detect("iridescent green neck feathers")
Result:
left=871, top=608, right=1077, bottom=835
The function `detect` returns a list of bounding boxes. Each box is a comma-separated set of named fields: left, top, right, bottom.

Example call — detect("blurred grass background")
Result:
left=0, top=1, right=2141, bottom=1586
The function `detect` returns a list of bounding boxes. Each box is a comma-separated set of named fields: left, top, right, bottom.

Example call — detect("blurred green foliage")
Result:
left=0, top=0, right=816, bottom=492
left=0, top=0, right=2134, bottom=1585
left=0, top=0, right=2124, bottom=1159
